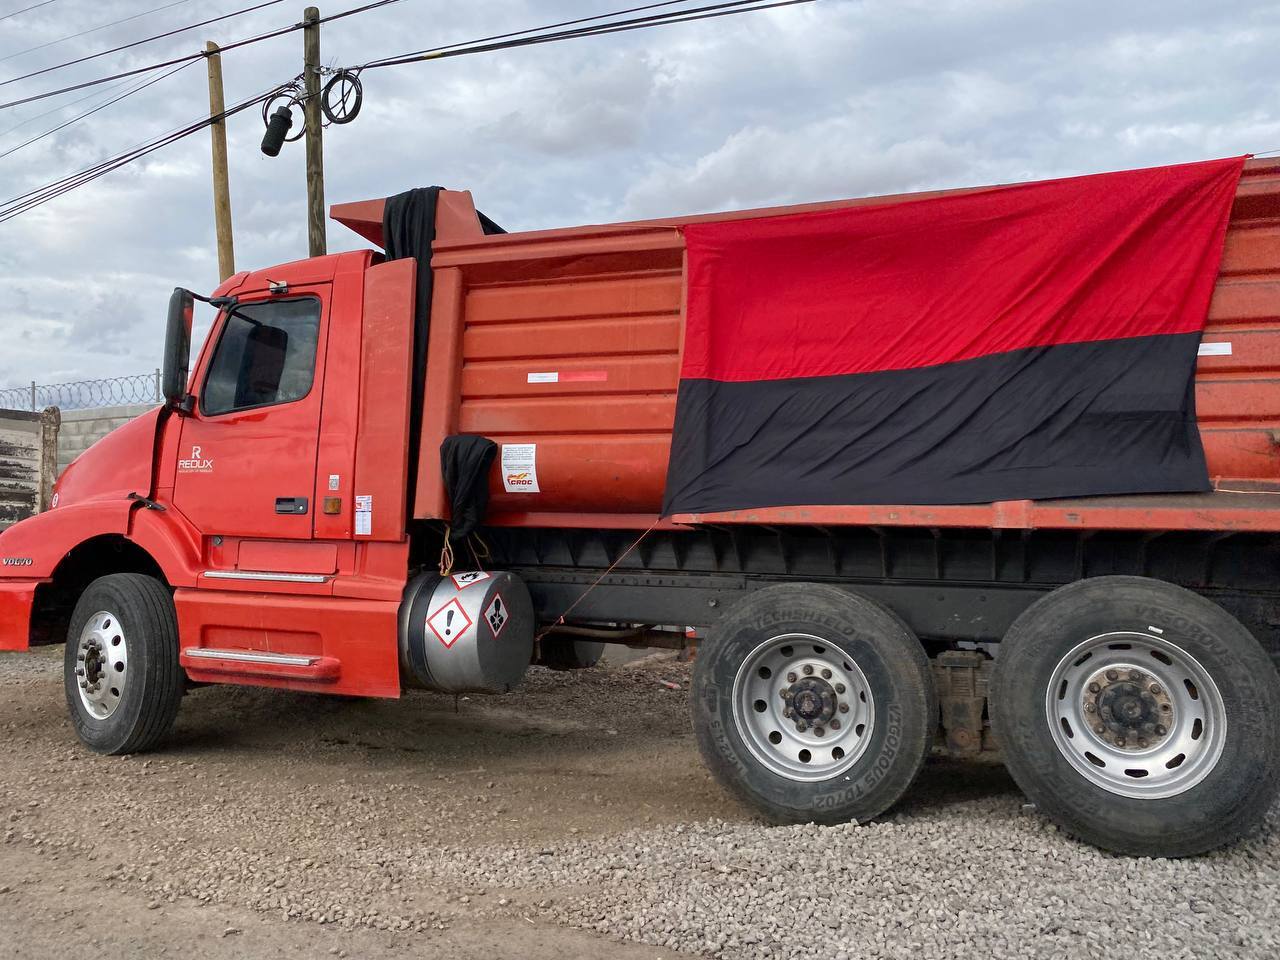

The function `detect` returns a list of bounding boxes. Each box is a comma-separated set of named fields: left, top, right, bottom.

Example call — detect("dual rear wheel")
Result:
left=692, top=577, right=1280, bottom=856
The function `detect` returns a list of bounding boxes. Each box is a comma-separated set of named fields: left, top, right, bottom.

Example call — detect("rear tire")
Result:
left=991, top=576, right=1280, bottom=857
left=692, top=583, right=935, bottom=824
left=64, top=574, right=184, bottom=755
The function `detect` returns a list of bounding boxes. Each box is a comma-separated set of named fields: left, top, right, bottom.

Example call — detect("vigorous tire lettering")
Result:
left=691, top=583, right=934, bottom=825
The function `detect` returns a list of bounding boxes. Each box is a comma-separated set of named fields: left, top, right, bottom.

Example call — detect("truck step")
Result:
left=179, top=647, right=340, bottom=683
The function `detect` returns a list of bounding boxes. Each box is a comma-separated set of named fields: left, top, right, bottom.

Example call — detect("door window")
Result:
left=201, top=298, right=322, bottom=416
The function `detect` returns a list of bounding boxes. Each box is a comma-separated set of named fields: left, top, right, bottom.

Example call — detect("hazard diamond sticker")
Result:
left=451, top=571, right=491, bottom=590
left=427, top=598, right=472, bottom=649
left=484, top=593, right=509, bottom=638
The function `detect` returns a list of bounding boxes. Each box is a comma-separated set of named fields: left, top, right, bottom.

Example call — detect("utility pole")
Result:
left=303, top=6, right=327, bottom=257
left=205, top=41, right=235, bottom=282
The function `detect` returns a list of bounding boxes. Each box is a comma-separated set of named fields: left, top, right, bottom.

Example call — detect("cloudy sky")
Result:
left=0, top=0, right=1277, bottom=391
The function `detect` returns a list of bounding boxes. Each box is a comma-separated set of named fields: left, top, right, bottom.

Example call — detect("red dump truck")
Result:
left=1, top=156, right=1278, bottom=857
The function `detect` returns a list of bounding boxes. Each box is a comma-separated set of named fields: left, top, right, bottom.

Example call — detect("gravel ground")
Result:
left=1, top=645, right=1277, bottom=959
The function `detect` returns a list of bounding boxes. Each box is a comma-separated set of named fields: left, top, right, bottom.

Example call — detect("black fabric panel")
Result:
left=662, top=332, right=1208, bottom=514
left=382, top=186, right=442, bottom=515
left=440, top=435, right=498, bottom=540
left=477, top=210, right=506, bottom=235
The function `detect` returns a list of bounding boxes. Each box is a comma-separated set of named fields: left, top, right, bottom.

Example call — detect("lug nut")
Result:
left=79, top=681, right=87, bottom=689
left=1087, top=682, right=1101, bottom=694
left=830, top=719, right=841, bottom=730
left=786, top=672, right=797, bottom=684
left=1160, top=703, right=1172, bottom=712
left=1149, top=683, right=1162, bottom=696
left=75, top=668, right=84, bottom=677
left=1094, top=725, right=1106, bottom=735
left=835, top=683, right=846, bottom=694
left=1155, top=724, right=1166, bottom=736
left=821, top=668, right=832, bottom=679
left=1084, top=702, right=1096, bottom=713
left=796, top=721, right=808, bottom=732
left=1137, top=738, right=1148, bottom=748
left=1116, top=737, right=1127, bottom=748
left=803, top=665, right=814, bottom=676
left=1105, top=670, right=1119, bottom=681
left=783, top=707, right=793, bottom=718
left=813, top=726, right=825, bottom=737
left=838, top=703, right=849, bottom=714
left=1129, top=669, right=1143, bottom=681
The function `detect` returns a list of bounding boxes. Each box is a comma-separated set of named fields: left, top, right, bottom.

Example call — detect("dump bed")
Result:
left=332, top=157, right=1280, bottom=532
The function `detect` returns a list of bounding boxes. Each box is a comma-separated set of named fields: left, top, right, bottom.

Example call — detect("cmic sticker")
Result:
left=354, top=494, right=372, bottom=536
left=501, top=443, right=540, bottom=493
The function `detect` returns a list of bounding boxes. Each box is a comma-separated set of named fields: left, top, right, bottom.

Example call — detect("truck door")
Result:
left=172, top=293, right=327, bottom=540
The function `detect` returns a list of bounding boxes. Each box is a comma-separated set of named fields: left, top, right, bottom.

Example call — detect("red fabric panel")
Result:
left=681, top=157, right=1244, bottom=382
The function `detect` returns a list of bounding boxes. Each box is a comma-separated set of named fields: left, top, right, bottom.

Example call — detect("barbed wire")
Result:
left=0, top=371, right=161, bottom=411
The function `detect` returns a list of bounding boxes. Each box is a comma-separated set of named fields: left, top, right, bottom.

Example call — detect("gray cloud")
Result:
left=1, top=0, right=1277, bottom=388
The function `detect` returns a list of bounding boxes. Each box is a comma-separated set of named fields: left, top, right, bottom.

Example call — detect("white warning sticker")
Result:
left=527, top=372, right=558, bottom=383
left=1198, top=341, right=1232, bottom=357
left=328, top=474, right=340, bottom=491
left=451, top=570, right=490, bottom=590
left=427, top=598, right=472, bottom=649
left=501, top=443, right=540, bottom=493
left=354, top=494, right=373, bottom=536
left=484, top=593, right=509, bottom=637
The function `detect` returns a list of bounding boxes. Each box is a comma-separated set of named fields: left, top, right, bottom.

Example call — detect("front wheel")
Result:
left=64, top=573, right=184, bottom=755
left=992, top=576, right=1280, bottom=857
left=692, top=583, right=935, bottom=824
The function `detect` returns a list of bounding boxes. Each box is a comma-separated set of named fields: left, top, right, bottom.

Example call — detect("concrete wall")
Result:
left=57, top=403, right=155, bottom=474
left=0, top=407, right=59, bottom=530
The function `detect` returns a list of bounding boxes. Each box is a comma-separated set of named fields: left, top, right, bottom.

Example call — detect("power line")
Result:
left=0, top=0, right=58, bottom=24
left=2, top=0, right=197, bottom=64
left=0, top=0, right=287, bottom=84
left=0, top=0, right=403, bottom=112
left=0, top=60, right=196, bottom=162
left=0, top=76, right=136, bottom=140
left=0, top=79, right=290, bottom=223
left=361, top=0, right=817, bottom=70
left=1, top=0, right=819, bottom=222
left=361, top=0, right=700, bottom=66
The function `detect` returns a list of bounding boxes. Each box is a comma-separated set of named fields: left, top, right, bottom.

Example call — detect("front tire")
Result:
left=64, top=574, right=184, bottom=755
left=692, top=583, right=935, bottom=824
left=992, top=576, right=1280, bottom=857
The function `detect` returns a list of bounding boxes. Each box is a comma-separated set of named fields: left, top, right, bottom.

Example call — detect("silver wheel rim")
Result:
left=1045, top=631, right=1226, bottom=799
left=732, top=633, right=876, bottom=782
left=74, top=610, right=128, bottom=721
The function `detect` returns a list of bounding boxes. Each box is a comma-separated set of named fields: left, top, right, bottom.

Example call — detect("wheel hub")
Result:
left=1083, top=666, right=1172, bottom=750
left=733, top=634, right=875, bottom=781
left=1046, top=631, right=1226, bottom=799
left=785, top=677, right=837, bottom=726
left=74, top=611, right=127, bottom=721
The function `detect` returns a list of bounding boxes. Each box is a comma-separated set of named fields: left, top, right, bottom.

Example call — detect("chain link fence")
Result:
left=0, top=371, right=161, bottom=412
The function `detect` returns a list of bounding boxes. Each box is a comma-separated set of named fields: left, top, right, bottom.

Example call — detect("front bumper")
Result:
left=0, top=579, right=40, bottom=651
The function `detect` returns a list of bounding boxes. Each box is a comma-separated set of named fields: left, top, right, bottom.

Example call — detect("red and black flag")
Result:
left=662, top=157, right=1244, bottom=515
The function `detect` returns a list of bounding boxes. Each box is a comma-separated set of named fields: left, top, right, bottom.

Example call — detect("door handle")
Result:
left=275, top=497, right=309, bottom=515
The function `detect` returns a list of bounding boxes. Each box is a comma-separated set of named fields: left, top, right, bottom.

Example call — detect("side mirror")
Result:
left=162, top=287, right=194, bottom=409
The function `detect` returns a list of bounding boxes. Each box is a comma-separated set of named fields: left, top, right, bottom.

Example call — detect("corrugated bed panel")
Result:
left=1198, top=157, right=1280, bottom=481
left=460, top=269, right=683, bottom=513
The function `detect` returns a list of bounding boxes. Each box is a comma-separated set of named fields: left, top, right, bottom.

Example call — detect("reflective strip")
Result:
left=184, top=648, right=318, bottom=667
left=202, top=570, right=329, bottom=584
